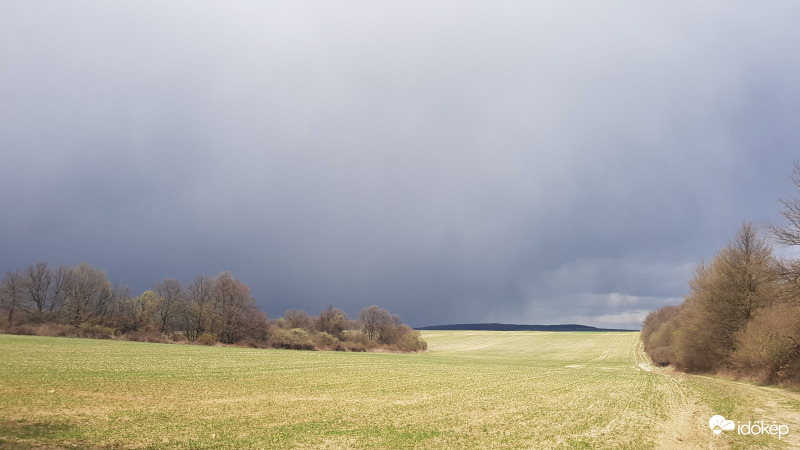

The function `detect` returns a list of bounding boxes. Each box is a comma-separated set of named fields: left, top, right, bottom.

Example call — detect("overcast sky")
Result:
left=2, top=2, right=800, bottom=329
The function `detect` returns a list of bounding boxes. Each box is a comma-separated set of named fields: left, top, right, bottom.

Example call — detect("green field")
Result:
left=1, top=331, right=799, bottom=449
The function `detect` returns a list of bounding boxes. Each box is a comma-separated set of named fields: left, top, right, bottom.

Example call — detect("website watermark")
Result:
left=709, top=415, right=789, bottom=440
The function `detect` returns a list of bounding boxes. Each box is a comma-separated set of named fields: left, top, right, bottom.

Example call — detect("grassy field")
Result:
left=1, top=331, right=799, bottom=449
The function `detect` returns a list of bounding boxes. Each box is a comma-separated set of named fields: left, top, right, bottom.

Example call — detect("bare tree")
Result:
left=109, top=285, right=140, bottom=333
left=767, top=162, right=800, bottom=246
left=154, top=278, right=184, bottom=336
left=316, top=305, right=348, bottom=340
left=22, top=262, right=52, bottom=322
left=767, top=162, right=800, bottom=291
left=48, top=265, right=71, bottom=321
left=213, top=271, right=257, bottom=344
left=284, top=309, right=313, bottom=331
left=673, top=223, right=776, bottom=371
left=1, top=271, right=25, bottom=324
left=358, top=305, right=399, bottom=341
left=715, top=222, right=776, bottom=321
left=64, top=263, right=113, bottom=326
left=179, top=275, right=214, bottom=341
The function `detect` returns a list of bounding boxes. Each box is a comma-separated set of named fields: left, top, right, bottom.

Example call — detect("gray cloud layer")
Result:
left=2, top=2, right=800, bottom=328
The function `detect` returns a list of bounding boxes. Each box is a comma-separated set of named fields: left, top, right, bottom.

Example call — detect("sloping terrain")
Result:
left=1, top=332, right=797, bottom=448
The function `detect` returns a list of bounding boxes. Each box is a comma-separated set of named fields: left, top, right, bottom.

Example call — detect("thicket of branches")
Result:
left=0, top=266, right=426, bottom=352
left=642, top=163, right=800, bottom=385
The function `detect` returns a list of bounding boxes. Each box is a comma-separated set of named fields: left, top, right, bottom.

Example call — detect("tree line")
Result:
left=642, top=164, right=800, bottom=385
left=0, top=265, right=426, bottom=352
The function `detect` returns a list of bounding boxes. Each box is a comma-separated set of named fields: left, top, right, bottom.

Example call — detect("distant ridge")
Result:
left=416, top=323, right=638, bottom=332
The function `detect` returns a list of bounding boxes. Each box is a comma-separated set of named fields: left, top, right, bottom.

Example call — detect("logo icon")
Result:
left=709, top=415, right=735, bottom=435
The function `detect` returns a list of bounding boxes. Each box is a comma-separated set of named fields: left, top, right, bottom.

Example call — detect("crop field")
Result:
left=1, top=332, right=799, bottom=449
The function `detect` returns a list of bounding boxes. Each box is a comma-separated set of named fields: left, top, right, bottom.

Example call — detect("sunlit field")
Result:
left=1, top=332, right=799, bottom=449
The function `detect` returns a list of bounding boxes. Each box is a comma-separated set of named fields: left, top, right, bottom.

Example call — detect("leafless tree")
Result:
left=671, top=223, right=776, bottom=371
left=316, top=305, right=348, bottom=340
left=1, top=271, right=25, bottom=324
left=358, top=305, right=399, bottom=341
left=179, top=275, right=214, bottom=341
left=22, top=262, right=52, bottom=322
left=767, top=162, right=800, bottom=247
left=715, top=222, right=776, bottom=320
left=284, top=309, right=313, bottom=331
left=213, top=271, right=257, bottom=344
left=64, top=263, right=113, bottom=326
left=109, top=285, right=140, bottom=333
left=48, top=265, right=71, bottom=321
left=767, top=162, right=800, bottom=291
left=154, top=278, right=184, bottom=336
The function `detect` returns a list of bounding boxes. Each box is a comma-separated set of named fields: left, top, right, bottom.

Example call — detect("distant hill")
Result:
left=415, top=323, right=638, bottom=332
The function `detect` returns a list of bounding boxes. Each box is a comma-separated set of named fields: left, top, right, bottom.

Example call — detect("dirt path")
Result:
left=692, top=375, right=800, bottom=449
left=634, top=341, right=718, bottom=448
left=651, top=369, right=721, bottom=449
left=635, top=340, right=800, bottom=449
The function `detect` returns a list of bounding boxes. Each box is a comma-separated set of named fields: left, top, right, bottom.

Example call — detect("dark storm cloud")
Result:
left=2, top=1, right=800, bottom=328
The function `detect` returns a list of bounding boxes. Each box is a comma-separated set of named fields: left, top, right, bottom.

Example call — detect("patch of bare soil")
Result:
left=643, top=361, right=800, bottom=449
left=650, top=368, right=721, bottom=450
left=701, top=377, right=800, bottom=449
left=634, top=342, right=719, bottom=449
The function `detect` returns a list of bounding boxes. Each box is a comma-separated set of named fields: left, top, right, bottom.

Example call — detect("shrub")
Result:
left=238, top=338, right=270, bottom=349
left=1, top=323, right=116, bottom=339
left=76, top=324, right=115, bottom=339
left=313, top=332, right=339, bottom=350
left=641, top=305, right=680, bottom=354
left=284, top=310, right=314, bottom=331
left=648, top=346, right=675, bottom=366
left=378, top=324, right=404, bottom=345
left=7, top=324, right=37, bottom=336
left=732, top=303, right=800, bottom=384
left=344, top=330, right=378, bottom=350
left=397, top=329, right=428, bottom=352
left=196, top=332, right=217, bottom=346
left=316, top=305, right=348, bottom=340
left=269, top=328, right=316, bottom=350
left=31, top=323, right=72, bottom=337
left=124, top=330, right=168, bottom=343
left=343, top=342, right=366, bottom=352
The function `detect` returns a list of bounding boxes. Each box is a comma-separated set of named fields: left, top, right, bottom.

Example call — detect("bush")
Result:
left=238, top=338, right=270, bottom=349
left=397, top=329, right=428, bottom=352
left=378, top=324, right=404, bottom=345
left=124, top=330, right=168, bottom=343
left=312, top=332, right=340, bottom=350
left=648, top=346, right=675, bottom=366
left=31, top=323, right=72, bottom=337
left=7, top=324, right=37, bottom=336
left=237, top=311, right=271, bottom=343
left=196, top=332, right=217, bottom=346
left=732, top=303, right=800, bottom=384
left=284, top=310, right=314, bottom=331
left=269, top=328, right=316, bottom=350
left=343, top=342, right=366, bottom=352
left=316, top=305, right=348, bottom=340
left=344, top=330, right=378, bottom=350
left=76, top=324, right=115, bottom=339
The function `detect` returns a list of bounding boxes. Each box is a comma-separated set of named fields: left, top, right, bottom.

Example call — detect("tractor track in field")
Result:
left=635, top=339, right=800, bottom=449
left=634, top=340, right=718, bottom=449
